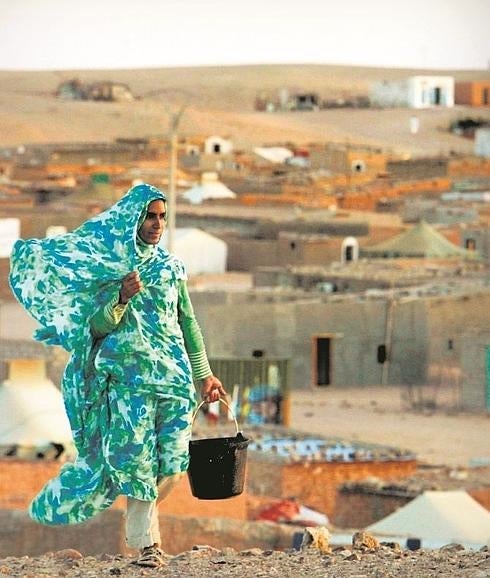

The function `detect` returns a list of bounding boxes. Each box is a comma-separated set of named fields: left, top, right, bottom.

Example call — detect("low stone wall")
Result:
left=0, top=510, right=298, bottom=557
left=0, top=509, right=124, bottom=557
left=158, top=515, right=297, bottom=555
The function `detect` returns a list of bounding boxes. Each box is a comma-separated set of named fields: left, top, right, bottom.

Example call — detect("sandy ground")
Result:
left=1, top=65, right=490, bottom=156
left=290, top=386, right=489, bottom=468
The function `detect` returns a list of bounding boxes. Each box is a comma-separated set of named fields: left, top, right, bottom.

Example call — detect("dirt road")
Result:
left=290, top=386, right=489, bottom=468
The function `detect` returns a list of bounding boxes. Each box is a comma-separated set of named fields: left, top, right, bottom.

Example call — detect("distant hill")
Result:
left=0, top=64, right=489, bottom=156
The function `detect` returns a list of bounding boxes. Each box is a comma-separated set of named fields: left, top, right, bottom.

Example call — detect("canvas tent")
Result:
left=181, top=172, right=236, bottom=204
left=0, top=218, right=20, bottom=257
left=363, top=221, right=477, bottom=259
left=367, top=491, right=490, bottom=549
left=0, top=360, right=72, bottom=457
left=162, top=228, right=227, bottom=276
left=253, top=146, right=294, bottom=164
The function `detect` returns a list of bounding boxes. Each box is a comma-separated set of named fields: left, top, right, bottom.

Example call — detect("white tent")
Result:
left=253, top=146, right=294, bottom=164
left=367, top=491, right=490, bottom=549
left=163, top=228, right=227, bottom=276
left=0, top=218, right=20, bottom=257
left=181, top=172, right=236, bottom=204
left=0, top=360, right=72, bottom=452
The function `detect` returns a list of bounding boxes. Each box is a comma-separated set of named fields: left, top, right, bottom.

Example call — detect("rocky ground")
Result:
left=0, top=542, right=489, bottom=578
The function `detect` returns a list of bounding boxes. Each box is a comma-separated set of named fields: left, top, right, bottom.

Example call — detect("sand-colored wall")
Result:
left=0, top=459, right=247, bottom=520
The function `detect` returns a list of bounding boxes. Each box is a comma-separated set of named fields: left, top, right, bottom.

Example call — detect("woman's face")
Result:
left=138, top=199, right=167, bottom=245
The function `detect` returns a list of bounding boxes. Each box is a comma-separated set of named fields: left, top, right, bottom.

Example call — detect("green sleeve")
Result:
left=90, top=293, right=128, bottom=338
left=178, top=280, right=213, bottom=380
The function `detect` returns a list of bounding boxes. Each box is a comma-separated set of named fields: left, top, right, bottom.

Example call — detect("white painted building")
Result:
left=370, top=76, right=455, bottom=108
left=204, top=135, right=233, bottom=155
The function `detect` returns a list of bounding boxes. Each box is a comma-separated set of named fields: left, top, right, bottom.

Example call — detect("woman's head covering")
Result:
left=9, top=183, right=169, bottom=351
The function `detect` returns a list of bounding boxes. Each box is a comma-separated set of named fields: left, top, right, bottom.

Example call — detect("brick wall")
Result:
left=333, top=492, right=411, bottom=528
left=468, top=488, right=490, bottom=511
left=281, top=461, right=417, bottom=518
left=248, top=458, right=417, bottom=519
left=333, top=488, right=490, bottom=529
left=0, top=458, right=247, bottom=520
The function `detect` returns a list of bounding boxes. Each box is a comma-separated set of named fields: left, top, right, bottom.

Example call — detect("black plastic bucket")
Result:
left=188, top=400, right=251, bottom=500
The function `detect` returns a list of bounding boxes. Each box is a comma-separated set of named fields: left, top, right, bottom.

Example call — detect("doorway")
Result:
left=483, top=88, right=489, bottom=106
left=486, top=346, right=490, bottom=410
left=433, top=86, right=442, bottom=105
left=313, top=336, right=331, bottom=386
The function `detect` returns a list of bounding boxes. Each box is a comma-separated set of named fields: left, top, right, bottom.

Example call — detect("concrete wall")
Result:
left=3, top=286, right=489, bottom=396
left=225, top=235, right=343, bottom=272
left=460, top=328, right=490, bottom=411
left=192, top=291, right=432, bottom=388
left=425, top=294, right=490, bottom=381
left=461, top=227, right=490, bottom=261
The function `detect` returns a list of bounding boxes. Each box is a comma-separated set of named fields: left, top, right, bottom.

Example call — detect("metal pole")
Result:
left=167, top=126, right=177, bottom=253
left=382, top=289, right=396, bottom=386
left=166, top=106, right=186, bottom=254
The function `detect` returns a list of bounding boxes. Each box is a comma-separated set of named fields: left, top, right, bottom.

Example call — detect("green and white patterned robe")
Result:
left=9, top=184, right=202, bottom=525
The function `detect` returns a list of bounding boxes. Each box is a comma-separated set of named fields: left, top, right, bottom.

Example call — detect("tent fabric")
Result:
left=163, top=228, right=227, bottom=276
left=253, top=147, right=294, bottom=164
left=367, top=490, right=490, bottom=547
left=363, top=221, right=476, bottom=259
left=0, top=378, right=72, bottom=447
left=181, top=181, right=236, bottom=204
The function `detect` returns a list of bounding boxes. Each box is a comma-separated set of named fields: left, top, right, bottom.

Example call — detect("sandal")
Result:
left=131, top=544, right=167, bottom=568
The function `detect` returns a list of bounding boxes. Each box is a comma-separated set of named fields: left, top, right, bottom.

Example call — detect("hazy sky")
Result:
left=2, top=0, right=489, bottom=71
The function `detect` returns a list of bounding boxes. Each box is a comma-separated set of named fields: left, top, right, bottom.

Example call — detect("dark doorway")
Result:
left=433, top=87, right=441, bottom=105
left=483, top=88, right=489, bottom=105
left=345, top=244, right=354, bottom=262
left=314, top=336, right=331, bottom=386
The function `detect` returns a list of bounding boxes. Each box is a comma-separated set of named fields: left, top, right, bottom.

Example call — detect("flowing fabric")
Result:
left=9, top=183, right=196, bottom=524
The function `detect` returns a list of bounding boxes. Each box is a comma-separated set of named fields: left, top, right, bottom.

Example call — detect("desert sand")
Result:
left=1, top=64, right=490, bottom=157
left=290, top=385, right=489, bottom=468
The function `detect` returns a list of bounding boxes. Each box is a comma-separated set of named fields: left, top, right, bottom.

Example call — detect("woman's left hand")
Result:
left=201, top=375, right=227, bottom=403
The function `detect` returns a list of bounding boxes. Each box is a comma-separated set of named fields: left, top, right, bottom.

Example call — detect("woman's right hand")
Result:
left=119, top=271, right=143, bottom=304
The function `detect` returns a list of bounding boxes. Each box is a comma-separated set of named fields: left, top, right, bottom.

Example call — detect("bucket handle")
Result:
left=191, top=397, right=239, bottom=435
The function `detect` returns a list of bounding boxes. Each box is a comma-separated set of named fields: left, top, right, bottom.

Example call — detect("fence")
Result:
left=209, top=358, right=291, bottom=426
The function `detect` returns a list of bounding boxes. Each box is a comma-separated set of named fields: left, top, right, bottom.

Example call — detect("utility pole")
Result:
left=167, top=106, right=185, bottom=253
